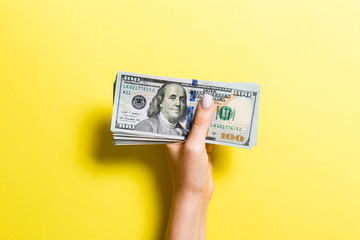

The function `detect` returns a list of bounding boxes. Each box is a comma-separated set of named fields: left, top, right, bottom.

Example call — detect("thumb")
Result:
left=186, top=94, right=214, bottom=146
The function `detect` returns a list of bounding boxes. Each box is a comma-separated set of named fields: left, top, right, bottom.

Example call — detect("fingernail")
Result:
left=202, top=94, right=213, bottom=109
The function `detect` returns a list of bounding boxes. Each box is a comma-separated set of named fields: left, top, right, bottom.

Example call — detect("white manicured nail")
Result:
left=202, top=94, right=213, bottom=109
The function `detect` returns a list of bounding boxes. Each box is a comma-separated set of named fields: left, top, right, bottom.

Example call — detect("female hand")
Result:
left=166, top=94, right=214, bottom=240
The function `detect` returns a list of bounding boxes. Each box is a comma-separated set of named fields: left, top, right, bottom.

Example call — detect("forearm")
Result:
left=198, top=200, right=210, bottom=240
left=166, top=191, right=209, bottom=240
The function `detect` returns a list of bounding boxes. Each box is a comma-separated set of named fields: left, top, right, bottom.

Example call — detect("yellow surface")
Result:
left=1, top=0, right=360, bottom=239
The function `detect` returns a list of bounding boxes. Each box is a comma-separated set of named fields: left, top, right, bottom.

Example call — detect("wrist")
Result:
left=167, top=188, right=209, bottom=240
left=173, top=188, right=211, bottom=206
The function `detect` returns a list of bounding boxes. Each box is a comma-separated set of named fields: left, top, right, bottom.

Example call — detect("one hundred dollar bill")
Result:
left=111, top=71, right=260, bottom=148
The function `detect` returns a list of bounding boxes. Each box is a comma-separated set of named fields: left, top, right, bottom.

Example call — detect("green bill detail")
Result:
left=218, top=106, right=233, bottom=121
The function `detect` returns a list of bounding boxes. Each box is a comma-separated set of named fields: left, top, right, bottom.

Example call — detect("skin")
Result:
left=160, top=84, right=186, bottom=124
left=165, top=97, right=215, bottom=240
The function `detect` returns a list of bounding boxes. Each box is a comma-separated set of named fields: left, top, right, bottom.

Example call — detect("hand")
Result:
left=166, top=142, right=214, bottom=201
left=166, top=94, right=214, bottom=240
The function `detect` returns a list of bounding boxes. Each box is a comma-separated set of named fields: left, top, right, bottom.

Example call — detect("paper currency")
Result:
left=111, top=71, right=261, bottom=149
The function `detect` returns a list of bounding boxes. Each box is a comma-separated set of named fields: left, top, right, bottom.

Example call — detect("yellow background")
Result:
left=1, top=0, right=360, bottom=239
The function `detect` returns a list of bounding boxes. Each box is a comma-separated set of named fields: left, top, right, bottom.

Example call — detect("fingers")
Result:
left=165, top=142, right=183, bottom=154
left=186, top=94, right=214, bottom=146
left=206, top=144, right=213, bottom=161
left=206, top=144, right=213, bottom=153
left=166, top=142, right=183, bottom=149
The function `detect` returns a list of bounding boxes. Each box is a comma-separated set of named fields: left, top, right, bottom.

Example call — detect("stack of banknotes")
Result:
left=111, top=71, right=261, bottom=149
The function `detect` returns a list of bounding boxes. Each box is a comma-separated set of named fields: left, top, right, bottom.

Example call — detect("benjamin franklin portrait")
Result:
left=135, top=83, right=189, bottom=136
